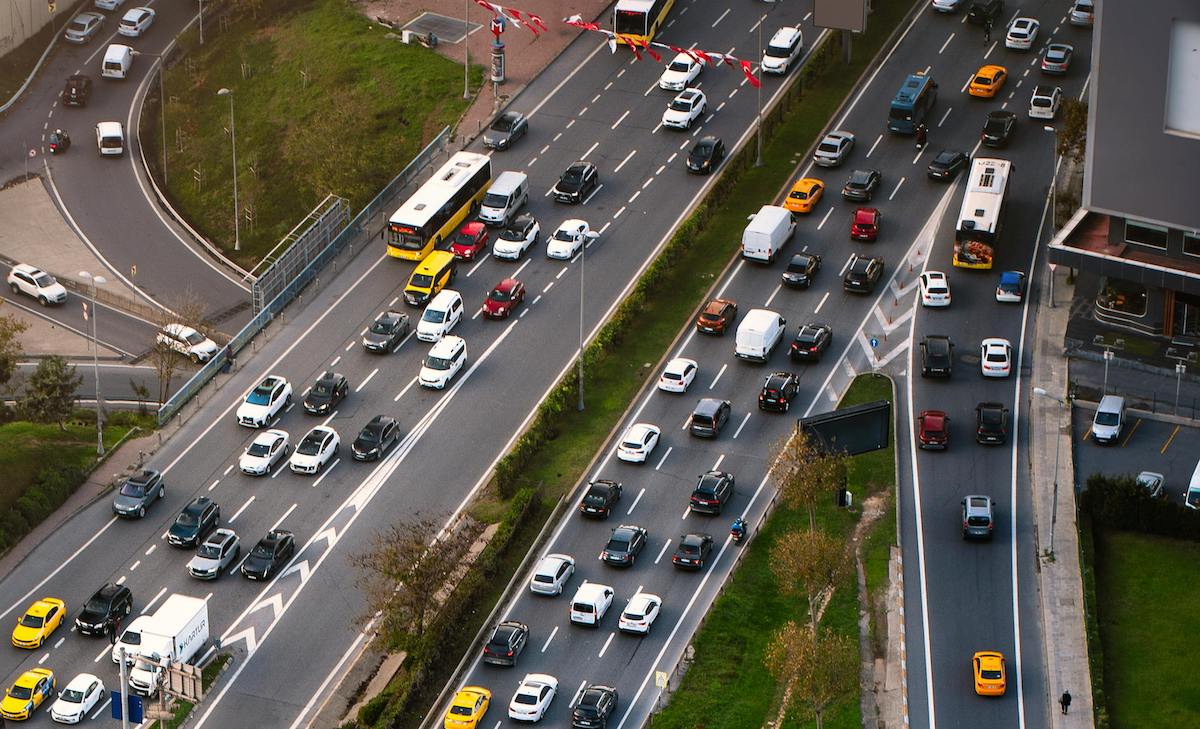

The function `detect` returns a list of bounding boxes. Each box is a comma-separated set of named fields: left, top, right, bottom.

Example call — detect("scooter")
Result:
left=49, top=129, right=71, bottom=154
left=914, top=125, right=928, bottom=150
left=730, top=517, right=748, bottom=544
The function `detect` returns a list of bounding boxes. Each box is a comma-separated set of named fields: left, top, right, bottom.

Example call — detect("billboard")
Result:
left=814, top=0, right=869, bottom=32
left=798, top=399, right=891, bottom=456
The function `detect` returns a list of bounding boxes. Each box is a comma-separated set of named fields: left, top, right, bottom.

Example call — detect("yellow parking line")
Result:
left=1161, top=425, right=1181, bottom=455
left=1082, top=427, right=1092, bottom=442
left=1120, top=418, right=1142, bottom=447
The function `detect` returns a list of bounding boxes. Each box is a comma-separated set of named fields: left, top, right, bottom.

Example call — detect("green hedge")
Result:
left=0, top=465, right=88, bottom=551
left=1081, top=474, right=1200, bottom=541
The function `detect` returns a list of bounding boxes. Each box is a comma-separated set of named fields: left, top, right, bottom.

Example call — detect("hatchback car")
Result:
left=351, top=415, right=400, bottom=461
left=658, top=357, right=698, bottom=393
left=759, top=371, right=799, bottom=412
left=579, top=479, right=622, bottom=518
left=672, top=532, right=714, bottom=570
left=552, top=161, right=599, bottom=203
left=546, top=219, right=596, bottom=260
left=167, top=496, right=220, bottom=548
left=618, top=592, right=662, bottom=634
left=482, top=110, right=528, bottom=150
left=841, top=169, right=882, bottom=201
left=616, top=422, right=660, bottom=463
left=572, top=684, right=618, bottom=729
left=1040, top=43, right=1073, bottom=75
left=962, top=495, right=995, bottom=539
left=968, top=65, right=1008, bottom=98
left=926, top=149, right=968, bottom=180
left=7, top=263, right=68, bottom=305
left=419, top=335, right=467, bottom=389
left=529, top=553, right=575, bottom=595
left=784, top=178, right=824, bottom=214
left=696, top=298, right=737, bottom=335
left=662, top=88, right=707, bottom=129
left=492, top=213, right=540, bottom=259
left=303, top=371, right=348, bottom=415
left=482, top=620, right=528, bottom=666
left=689, top=398, right=731, bottom=438
left=980, top=338, right=1013, bottom=377
left=687, top=135, right=725, bottom=174
left=74, top=583, right=132, bottom=636
left=781, top=253, right=821, bottom=289
left=600, top=524, right=648, bottom=566
left=483, top=278, right=525, bottom=319
left=789, top=323, right=832, bottom=362
left=187, top=528, right=240, bottom=580
left=1005, top=17, right=1039, bottom=50
left=918, top=410, right=950, bottom=449
left=62, top=74, right=93, bottom=106
left=241, top=529, right=296, bottom=580
left=449, top=221, right=489, bottom=260
left=508, top=674, right=558, bottom=722
left=362, top=309, right=410, bottom=352
left=920, top=271, right=952, bottom=307
left=1029, top=85, right=1062, bottom=120
left=112, top=469, right=164, bottom=518
left=659, top=52, right=703, bottom=91
left=920, top=335, right=954, bottom=377
left=237, top=375, right=292, bottom=427
left=813, top=130, right=855, bottom=167
left=1136, top=471, right=1166, bottom=499
left=117, top=6, right=155, bottom=37
left=843, top=254, right=884, bottom=293
left=290, top=426, right=340, bottom=473
left=850, top=207, right=881, bottom=241
left=975, top=402, right=1010, bottom=444
left=690, top=470, right=734, bottom=515
left=64, top=11, right=105, bottom=43
left=995, top=270, right=1026, bottom=302
left=981, top=110, right=1017, bottom=147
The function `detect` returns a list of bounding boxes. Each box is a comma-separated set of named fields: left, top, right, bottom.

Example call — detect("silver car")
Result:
left=188, top=528, right=240, bottom=580
left=813, top=130, right=855, bottom=167
left=482, top=111, right=529, bottom=150
left=64, top=12, right=105, bottom=43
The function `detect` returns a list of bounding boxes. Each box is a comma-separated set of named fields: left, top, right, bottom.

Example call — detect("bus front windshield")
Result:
left=390, top=225, right=426, bottom=251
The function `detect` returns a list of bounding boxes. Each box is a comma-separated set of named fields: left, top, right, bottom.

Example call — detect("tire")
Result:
left=138, top=506, right=146, bottom=518
left=158, top=485, right=165, bottom=499
left=38, top=295, right=48, bottom=306
left=9, top=283, right=18, bottom=295
left=190, top=353, right=201, bottom=364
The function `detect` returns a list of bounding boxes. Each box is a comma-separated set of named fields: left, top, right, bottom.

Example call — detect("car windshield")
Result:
left=584, top=490, right=608, bottom=504
left=69, top=19, right=88, bottom=31
left=987, top=351, right=1006, bottom=362
left=981, top=668, right=1003, bottom=679
left=61, top=687, right=85, bottom=702
left=491, top=115, right=517, bottom=132
left=982, top=410, right=1002, bottom=425
left=359, top=424, right=383, bottom=442
left=662, top=371, right=681, bottom=380
left=967, top=515, right=991, bottom=526
left=298, top=435, right=324, bottom=455
left=975, top=73, right=992, bottom=85
left=251, top=543, right=275, bottom=559
left=422, top=308, right=446, bottom=323
left=120, top=629, right=141, bottom=645
left=33, top=273, right=55, bottom=287
left=1032, top=98, right=1052, bottom=107
left=312, top=383, right=333, bottom=397
left=370, top=319, right=395, bottom=334
left=483, top=192, right=509, bottom=208
left=83, top=596, right=109, bottom=613
left=1187, top=490, right=1200, bottom=507
left=789, top=189, right=809, bottom=200
left=985, top=119, right=1007, bottom=132
left=489, top=287, right=513, bottom=302
left=668, top=59, right=691, bottom=72
left=453, top=231, right=479, bottom=246
left=669, top=97, right=693, bottom=111
left=409, top=273, right=433, bottom=288
left=183, top=331, right=206, bottom=345
left=787, top=259, right=809, bottom=272
left=515, top=693, right=538, bottom=705
left=554, top=228, right=578, bottom=242
left=765, top=42, right=791, bottom=58
left=449, top=705, right=474, bottom=716
left=680, top=543, right=700, bottom=555
left=818, top=141, right=840, bottom=153
left=605, top=536, right=631, bottom=551
left=176, top=511, right=199, bottom=527
left=9, top=685, right=32, bottom=700
left=19, top=614, right=44, bottom=628
left=247, top=386, right=273, bottom=405
left=500, top=227, right=527, bottom=242
left=424, top=355, right=451, bottom=371
left=696, top=481, right=719, bottom=495
left=692, top=142, right=713, bottom=155
left=247, top=440, right=274, bottom=456
left=850, top=172, right=871, bottom=185
left=120, top=482, right=146, bottom=497
left=621, top=439, right=642, bottom=449
left=935, top=152, right=957, bottom=165
left=1095, top=412, right=1120, bottom=426
left=197, top=543, right=222, bottom=558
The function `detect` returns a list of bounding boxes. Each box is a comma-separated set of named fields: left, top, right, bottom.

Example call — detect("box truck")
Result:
left=127, top=594, right=209, bottom=695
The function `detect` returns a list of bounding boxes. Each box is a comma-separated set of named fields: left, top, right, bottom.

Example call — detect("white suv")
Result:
left=236, top=375, right=292, bottom=427
left=1028, top=85, right=1062, bottom=120
left=569, top=582, right=614, bottom=626
left=662, top=88, right=706, bottom=130
left=761, top=26, right=803, bottom=74
left=157, top=323, right=219, bottom=362
left=419, top=335, right=466, bottom=389
left=7, top=264, right=67, bottom=305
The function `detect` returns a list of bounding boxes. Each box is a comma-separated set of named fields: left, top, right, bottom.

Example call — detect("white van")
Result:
left=1091, top=394, right=1126, bottom=444
left=102, top=43, right=133, bottom=79
left=416, top=289, right=464, bottom=342
left=761, top=26, right=804, bottom=75
left=735, top=309, right=787, bottom=362
left=741, top=205, right=795, bottom=263
left=1186, top=459, right=1200, bottom=509
left=96, top=121, right=125, bottom=156
left=569, top=582, right=614, bottom=627
left=418, top=335, right=466, bottom=389
left=479, top=171, right=529, bottom=227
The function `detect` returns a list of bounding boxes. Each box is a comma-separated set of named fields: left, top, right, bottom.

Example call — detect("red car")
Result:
left=449, top=221, right=489, bottom=260
left=850, top=207, right=881, bottom=241
left=918, top=410, right=949, bottom=450
left=483, top=278, right=525, bottom=319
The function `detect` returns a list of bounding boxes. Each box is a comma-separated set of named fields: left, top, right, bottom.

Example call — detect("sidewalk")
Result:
left=1029, top=266, right=1095, bottom=728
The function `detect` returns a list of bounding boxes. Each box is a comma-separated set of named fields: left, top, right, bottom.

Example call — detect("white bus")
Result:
left=953, top=157, right=1013, bottom=270
left=386, top=152, right=492, bottom=261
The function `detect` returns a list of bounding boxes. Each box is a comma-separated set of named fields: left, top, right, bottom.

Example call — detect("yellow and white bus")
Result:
left=613, top=0, right=675, bottom=45
left=386, top=152, right=492, bottom=261
left=953, top=157, right=1012, bottom=270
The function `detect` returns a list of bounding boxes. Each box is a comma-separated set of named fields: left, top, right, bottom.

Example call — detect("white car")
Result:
left=618, top=591, right=662, bottom=634
left=239, top=429, right=290, bottom=475
left=930, top=0, right=963, bottom=11
left=492, top=214, right=540, bottom=260
left=508, top=673, right=558, bottom=722
left=157, top=323, right=219, bottom=363
left=117, top=6, right=155, bottom=36
left=658, top=52, right=702, bottom=91
left=49, top=673, right=105, bottom=724
left=1005, top=17, right=1039, bottom=50
left=6, top=263, right=67, bottom=305
left=662, top=88, right=706, bottom=130
left=418, top=335, right=467, bottom=389
left=658, top=357, right=697, bottom=393
left=529, top=553, right=575, bottom=595
left=546, top=219, right=596, bottom=260
left=617, top=423, right=660, bottom=463
left=94, top=0, right=125, bottom=10
left=236, top=375, right=292, bottom=427
left=96, top=120, right=125, bottom=156
left=187, top=528, right=240, bottom=579
left=761, top=26, right=803, bottom=74
left=1136, top=471, right=1165, bottom=499
left=919, top=271, right=951, bottom=307
left=289, top=425, right=340, bottom=474
left=980, top=338, right=1013, bottom=378
left=1028, top=85, right=1062, bottom=120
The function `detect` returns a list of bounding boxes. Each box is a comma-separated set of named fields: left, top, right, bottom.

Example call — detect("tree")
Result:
left=1057, top=98, right=1088, bottom=164
left=0, top=314, right=29, bottom=394
left=771, top=430, right=848, bottom=530
left=18, top=356, right=82, bottom=429
left=770, top=528, right=850, bottom=632
left=764, top=621, right=859, bottom=729
left=149, top=289, right=213, bottom=404
left=349, top=515, right=477, bottom=643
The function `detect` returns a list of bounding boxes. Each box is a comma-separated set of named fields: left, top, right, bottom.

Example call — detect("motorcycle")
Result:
left=730, top=517, right=748, bottom=544
left=49, top=129, right=71, bottom=154
left=914, top=125, right=928, bottom=150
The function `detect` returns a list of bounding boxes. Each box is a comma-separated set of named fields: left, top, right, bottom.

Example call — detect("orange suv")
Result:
left=696, top=299, right=737, bottom=335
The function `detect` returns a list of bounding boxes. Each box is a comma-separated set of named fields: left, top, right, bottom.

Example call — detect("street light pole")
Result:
left=754, top=12, right=765, bottom=167
left=131, top=51, right=169, bottom=179
left=1043, top=125, right=1057, bottom=232
left=198, top=0, right=204, bottom=45
left=217, top=88, right=240, bottom=251
left=464, top=0, right=471, bottom=100
left=1176, top=362, right=1186, bottom=415
left=577, top=236, right=585, bottom=411
left=1102, top=348, right=1113, bottom=395
left=80, top=271, right=107, bottom=456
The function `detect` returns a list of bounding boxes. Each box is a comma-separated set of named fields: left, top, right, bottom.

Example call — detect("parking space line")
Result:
left=1120, top=418, right=1142, bottom=447
left=1161, top=425, right=1180, bottom=454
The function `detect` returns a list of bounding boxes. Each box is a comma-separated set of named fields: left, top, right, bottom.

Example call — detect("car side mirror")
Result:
left=586, top=232, right=599, bottom=240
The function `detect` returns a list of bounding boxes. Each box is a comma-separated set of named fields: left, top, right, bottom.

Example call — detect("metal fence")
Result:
left=156, top=126, right=451, bottom=425
left=250, top=195, right=350, bottom=314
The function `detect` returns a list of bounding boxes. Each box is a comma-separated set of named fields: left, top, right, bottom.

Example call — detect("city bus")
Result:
left=386, top=152, right=492, bottom=261
left=887, top=72, right=938, bottom=134
left=613, top=0, right=676, bottom=44
left=953, top=157, right=1013, bottom=270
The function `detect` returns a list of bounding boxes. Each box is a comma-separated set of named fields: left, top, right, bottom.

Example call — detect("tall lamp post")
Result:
left=754, top=0, right=781, bottom=167
left=1042, top=125, right=1058, bottom=232
left=1033, top=386, right=1069, bottom=556
left=217, top=88, right=240, bottom=251
left=132, top=50, right=168, bottom=178
left=463, top=0, right=471, bottom=99
left=577, top=237, right=585, bottom=411
left=79, top=271, right=107, bottom=456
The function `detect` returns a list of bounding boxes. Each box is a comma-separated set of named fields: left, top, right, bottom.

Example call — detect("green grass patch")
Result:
left=0, top=419, right=135, bottom=514
left=1090, top=528, right=1200, bottom=728
left=145, top=0, right=478, bottom=266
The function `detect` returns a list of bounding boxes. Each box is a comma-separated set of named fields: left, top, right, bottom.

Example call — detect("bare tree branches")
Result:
left=769, top=528, right=850, bottom=632
left=148, top=289, right=213, bottom=404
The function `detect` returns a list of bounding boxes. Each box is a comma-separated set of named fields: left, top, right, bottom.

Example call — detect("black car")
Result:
left=303, top=371, right=349, bottom=415
left=481, top=620, right=529, bottom=666
left=572, top=684, right=618, bottom=728
left=242, top=529, right=296, bottom=580
left=981, top=111, right=1016, bottom=148
left=167, top=496, right=220, bottom=548
left=689, top=470, right=734, bottom=515
left=74, top=583, right=132, bottom=636
left=967, top=0, right=1004, bottom=24
left=352, top=415, right=400, bottom=461
left=361, top=310, right=410, bottom=353
left=671, top=533, right=714, bottom=570
left=63, top=74, right=92, bottom=107
left=843, top=254, right=884, bottom=293
left=553, top=161, right=599, bottom=204
left=927, top=150, right=968, bottom=180
left=781, top=252, right=821, bottom=288
left=579, top=479, right=622, bottom=519
left=759, top=371, right=800, bottom=412
left=689, top=398, right=731, bottom=438
left=841, top=168, right=882, bottom=201
left=975, top=402, right=1010, bottom=444
left=920, top=335, right=955, bottom=377
left=482, top=110, right=528, bottom=150
left=600, top=524, right=648, bottom=566
left=789, top=323, right=833, bottom=362
left=686, top=135, right=726, bottom=174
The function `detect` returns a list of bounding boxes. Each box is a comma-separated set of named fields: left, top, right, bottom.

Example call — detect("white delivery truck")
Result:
left=741, top=205, right=795, bottom=263
left=127, top=594, right=209, bottom=696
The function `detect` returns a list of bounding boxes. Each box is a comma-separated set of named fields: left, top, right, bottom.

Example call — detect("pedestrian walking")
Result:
left=984, top=19, right=993, bottom=44
left=1060, top=690, right=1072, bottom=714
left=106, top=619, right=117, bottom=645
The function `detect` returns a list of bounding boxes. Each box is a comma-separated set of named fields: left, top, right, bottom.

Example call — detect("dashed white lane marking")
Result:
left=582, top=141, right=599, bottom=159
left=554, top=131, right=563, bottom=141
left=541, top=626, right=558, bottom=652
left=764, top=283, right=782, bottom=308
left=312, top=460, right=339, bottom=488
left=130, top=560, right=141, bottom=571
left=888, top=177, right=906, bottom=200
left=627, top=488, right=646, bottom=514
left=208, top=479, right=219, bottom=492
left=655, top=447, right=672, bottom=470
left=611, top=110, right=631, bottom=130
left=393, top=377, right=417, bottom=402
left=814, top=291, right=830, bottom=314
left=614, top=206, right=626, bottom=219
left=229, top=495, right=256, bottom=524
left=542, top=281, right=555, bottom=293
left=708, top=363, right=728, bottom=389
left=223, top=464, right=234, bottom=476
left=655, top=539, right=673, bottom=564
left=330, top=355, right=342, bottom=367
left=614, top=149, right=637, bottom=174
left=938, top=106, right=953, bottom=127
left=711, top=7, right=731, bottom=26
left=939, top=32, right=955, bottom=54
left=597, top=632, right=615, bottom=658
left=867, top=133, right=883, bottom=157
left=817, top=207, right=835, bottom=230
left=667, top=152, right=678, bottom=164
left=628, top=191, right=641, bottom=204
left=355, top=368, right=378, bottom=392
left=733, top=412, right=752, bottom=439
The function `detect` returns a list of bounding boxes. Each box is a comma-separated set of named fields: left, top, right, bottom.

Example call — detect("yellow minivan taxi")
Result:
left=404, top=250, right=457, bottom=306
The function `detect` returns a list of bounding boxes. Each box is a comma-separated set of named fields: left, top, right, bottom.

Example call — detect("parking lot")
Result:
left=1073, top=407, right=1200, bottom=505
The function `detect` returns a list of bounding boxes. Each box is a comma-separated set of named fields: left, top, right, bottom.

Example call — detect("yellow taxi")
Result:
left=784, top=178, right=824, bottom=214
left=1, top=668, right=56, bottom=721
left=968, top=65, right=1008, bottom=98
left=11, top=597, right=66, bottom=649
left=972, top=651, right=1007, bottom=696
left=444, top=686, right=491, bottom=729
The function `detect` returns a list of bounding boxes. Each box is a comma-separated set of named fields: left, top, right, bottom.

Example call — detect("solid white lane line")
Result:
left=655, top=447, right=673, bottom=470
left=394, top=377, right=417, bottom=402
left=655, top=539, right=672, bottom=564
left=866, top=133, right=883, bottom=157
left=814, top=291, right=830, bottom=314
left=627, top=488, right=646, bottom=515
left=708, top=363, right=728, bottom=389
left=614, top=149, right=637, bottom=174
left=229, top=495, right=256, bottom=524
left=355, top=368, right=378, bottom=392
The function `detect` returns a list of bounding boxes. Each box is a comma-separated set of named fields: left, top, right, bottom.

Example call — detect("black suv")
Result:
left=841, top=168, right=882, bottom=201
left=352, top=415, right=400, bottom=461
left=361, top=310, right=409, bottom=353
left=981, top=111, right=1016, bottom=148
left=975, top=402, right=1010, bottom=444
left=600, top=524, right=648, bottom=567
left=579, top=479, right=622, bottom=519
left=74, top=583, right=132, bottom=636
left=167, top=497, right=220, bottom=548
left=927, top=149, right=967, bottom=180
left=781, top=252, right=821, bottom=288
left=689, top=398, right=731, bottom=438
left=689, top=470, right=735, bottom=515
left=967, top=0, right=1004, bottom=24
left=481, top=620, right=529, bottom=666
left=843, top=254, right=884, bottom=293
left=920, top=335, right=955, bottom=377
left=687, top=136, right=726, bottom=174
left=790, top=323, right=833, bottom=362
left=572, top=684, right=618, bottom=729
left=303, top=371, right=349, bottom=415
left=758, top=371, right=800, bottom=412
left=242, top=529, right=296, bottom=580
left=63, top=74, right=92, bottom=107
left=672, top=533, right=714, bottom=570
left=553, top=161, right=599, bottom=203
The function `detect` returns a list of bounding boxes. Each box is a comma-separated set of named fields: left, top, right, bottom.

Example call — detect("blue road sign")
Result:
left=870, top=337, right=879, bottom=349
left=112, top=693, right=144, bottom=723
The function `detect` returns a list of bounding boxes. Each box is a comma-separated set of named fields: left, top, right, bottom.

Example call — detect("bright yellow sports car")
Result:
left=444, top=686, right=491, bottom=729
left=11, top=597, right=66, bottom=649
left=973, top=651, right=1007, bottom=696
left=784, top=178, right=825, bottom=214
left=1, top=667, right=56, bottom=721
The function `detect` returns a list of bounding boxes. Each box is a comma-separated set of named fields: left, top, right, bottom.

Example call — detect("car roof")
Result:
left=824, top=130, right=853, bottom=142
left=920, top=410, right=947, bottom=425
left=665, top=357, right=695, bottom=371
left=999, top=270, right=1024, bottom=282
left=627, top=592, right=659, bottom=608
left=694, top=398, right=725, bottom=414
left=429, top=335, right=465, bottom=356
left=853, top=207, right=878, bottom=221
left=703, top=299, right=731, bottom=313
left=612, top=524, right=643, bottom=537
left=765, top=371, right=794, bottom=385
left=769, top=25, right=801, bottom=44
left=978, top=64, right=1006, bottom=74
left=677, top=88, right=702, bottom=101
